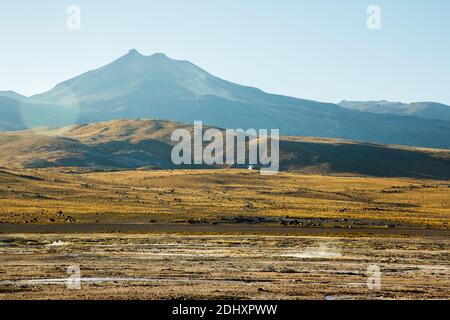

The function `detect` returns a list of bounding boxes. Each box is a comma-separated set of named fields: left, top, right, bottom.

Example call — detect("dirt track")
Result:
left=0, top=223, right=449, bottom=237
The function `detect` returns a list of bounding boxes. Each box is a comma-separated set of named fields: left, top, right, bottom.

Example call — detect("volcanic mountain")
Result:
left=1, top=49, right=450, bottom=149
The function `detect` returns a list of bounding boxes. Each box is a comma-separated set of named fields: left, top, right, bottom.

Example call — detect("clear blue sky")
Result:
left=1, top=0, right=450, bottom=104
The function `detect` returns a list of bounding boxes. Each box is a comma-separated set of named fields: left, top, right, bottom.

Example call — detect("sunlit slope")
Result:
left=0, top=119, right=449, bottom=178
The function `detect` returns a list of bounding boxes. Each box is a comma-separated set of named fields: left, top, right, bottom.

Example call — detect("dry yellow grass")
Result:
left=0, top=168, right=449, bottom=228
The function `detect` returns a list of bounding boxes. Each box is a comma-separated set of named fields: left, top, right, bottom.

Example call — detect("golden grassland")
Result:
left=0, top=168, right=449, bottom=228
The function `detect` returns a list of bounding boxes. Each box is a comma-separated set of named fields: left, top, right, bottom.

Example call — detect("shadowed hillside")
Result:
left=0, top=119, right=449, bottom=179
left=280, top=137, right=450, bottom=178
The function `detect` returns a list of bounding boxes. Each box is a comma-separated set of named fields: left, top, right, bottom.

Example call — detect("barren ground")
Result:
left=0, top=233, right=448, bottom=300
left=0, top=168, right=448, bottom=300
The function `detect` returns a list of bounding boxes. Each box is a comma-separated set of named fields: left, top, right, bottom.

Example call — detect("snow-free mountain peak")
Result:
left=1, top=50, right=450, bottom=149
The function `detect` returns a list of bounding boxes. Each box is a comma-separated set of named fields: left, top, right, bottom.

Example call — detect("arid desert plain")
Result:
left=0, top=168, right=448, bottom=299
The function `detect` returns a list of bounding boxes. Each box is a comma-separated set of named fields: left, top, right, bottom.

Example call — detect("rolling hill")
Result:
left=1, top=50, right=450, bottom=149
left=0, top=91, right=26, bottom=101
left=339, top=100, right=450, bottom=122
left=0, top=119, right=449, bottom=179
